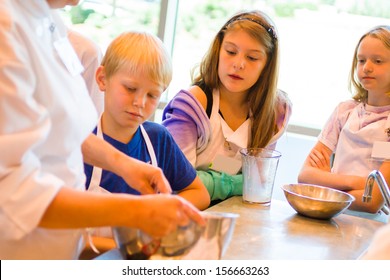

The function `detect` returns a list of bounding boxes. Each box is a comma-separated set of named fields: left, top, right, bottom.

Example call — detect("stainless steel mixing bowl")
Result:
left=282, top=184, right=355, bottom=219
left=112, top=211, right=239, bottom=259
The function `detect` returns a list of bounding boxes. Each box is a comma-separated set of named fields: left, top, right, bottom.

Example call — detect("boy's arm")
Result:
left=176, top=176, right=210, bottom=210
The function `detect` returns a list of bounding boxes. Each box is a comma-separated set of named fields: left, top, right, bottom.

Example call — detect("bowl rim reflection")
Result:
left=281, top=183, right=355, bottom=203
left=112, top=211, right=239, bottom=259
left=201, top=211, right=240, bottom=219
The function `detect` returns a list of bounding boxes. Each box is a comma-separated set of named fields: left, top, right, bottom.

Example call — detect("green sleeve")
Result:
left=196, top=170, right=243, bottom=201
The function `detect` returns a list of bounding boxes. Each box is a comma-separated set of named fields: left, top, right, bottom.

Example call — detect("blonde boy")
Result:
left=85, top=32, right=210, bottom=211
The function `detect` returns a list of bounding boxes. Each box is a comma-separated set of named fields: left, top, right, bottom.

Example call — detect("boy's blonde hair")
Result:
left=350, top=25, right=390, bottom=101
left=101, top=31, right=172, bottom=90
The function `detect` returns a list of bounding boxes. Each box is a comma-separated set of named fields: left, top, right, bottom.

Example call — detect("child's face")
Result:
left=357, top=36, right=390, bottom=99
left=99, top=66, right=164, bottom=135
left=218, top=29, right=268, bottom=95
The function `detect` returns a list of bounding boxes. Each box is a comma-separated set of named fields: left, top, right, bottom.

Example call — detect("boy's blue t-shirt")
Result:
left=84, top=121, right=196, bottom=194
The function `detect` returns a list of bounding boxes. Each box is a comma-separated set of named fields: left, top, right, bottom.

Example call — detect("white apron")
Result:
left=332, top=103, right=390, bottom=177
left=87, top=118, right=157, bottom=238
left=196, top=89, right=250, bottom=174
left=88, top=118, right=157, bottom=194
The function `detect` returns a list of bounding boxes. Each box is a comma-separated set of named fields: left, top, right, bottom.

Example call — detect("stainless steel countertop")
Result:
left=207, top=196, right=385, bottom=260
left=95, top=196, right=385, bottom=260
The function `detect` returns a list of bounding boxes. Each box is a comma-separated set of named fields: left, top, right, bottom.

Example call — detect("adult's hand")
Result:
left=133, top=194, right=206, bottom=238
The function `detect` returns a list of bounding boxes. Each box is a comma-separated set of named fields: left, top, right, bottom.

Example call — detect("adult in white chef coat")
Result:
left=0, top=0, right=204, bottom=260
left=68, top=28, right=104, bottom=115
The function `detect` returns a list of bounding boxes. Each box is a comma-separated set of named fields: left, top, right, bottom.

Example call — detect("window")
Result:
left=170, top=0, right=390, bottom=133
left=60, top=0, right=161, bottom=51
left=62, top=0, right=390, bottom=135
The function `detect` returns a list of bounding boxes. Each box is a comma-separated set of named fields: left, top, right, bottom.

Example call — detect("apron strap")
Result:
left=88, top=117, right=158, bottom=191
left=88, top=115, right=107, bottom=192
left=140, top=124, right=158, bottom=167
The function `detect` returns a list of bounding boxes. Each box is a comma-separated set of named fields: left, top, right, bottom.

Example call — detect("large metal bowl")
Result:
left=112, top=211, right=238, bottom=260
left=282, top=184, right=355, bottom=219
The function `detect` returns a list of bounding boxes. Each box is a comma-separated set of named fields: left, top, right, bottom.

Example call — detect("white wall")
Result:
left=272, top=132, right=317, bottom=201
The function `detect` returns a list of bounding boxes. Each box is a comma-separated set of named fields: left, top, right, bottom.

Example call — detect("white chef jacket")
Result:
left=68, top=28, right=104, bottom=116
left=0, top=0, right=97, bottom=259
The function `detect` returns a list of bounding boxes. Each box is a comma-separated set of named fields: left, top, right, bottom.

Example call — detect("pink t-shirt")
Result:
left=319, top=100, right=390, bottom=176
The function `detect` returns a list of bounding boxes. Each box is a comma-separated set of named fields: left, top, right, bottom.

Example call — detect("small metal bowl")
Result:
left=112, top=212, right=238, bottom=259
left=112, top=220, right=203, bottom=260
left=282, top=184, right=355, bottom=219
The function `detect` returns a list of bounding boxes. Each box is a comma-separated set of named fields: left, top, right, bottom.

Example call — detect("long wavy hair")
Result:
left=192, top=10, right=280, bottom=148
left=349, top=25, right=390, bottom=102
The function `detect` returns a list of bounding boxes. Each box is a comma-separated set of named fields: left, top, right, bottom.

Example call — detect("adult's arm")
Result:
left=39, top=188, right=205, bottom=238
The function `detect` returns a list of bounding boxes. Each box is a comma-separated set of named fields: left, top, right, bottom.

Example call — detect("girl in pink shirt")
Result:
left=299, top=25, right=390, bottom=215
